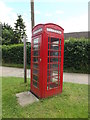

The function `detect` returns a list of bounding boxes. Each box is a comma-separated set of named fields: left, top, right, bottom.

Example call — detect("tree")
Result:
left=2, top=23, right=15, bottom=45
left=14, top=15, right=26, bottom=43
left=2, top=15, right=26, bottom=45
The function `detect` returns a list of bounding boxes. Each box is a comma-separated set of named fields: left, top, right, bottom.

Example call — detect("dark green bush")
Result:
left=64, top=38, right=89, bottom=73
left=2, top=44, right=31, bottom=65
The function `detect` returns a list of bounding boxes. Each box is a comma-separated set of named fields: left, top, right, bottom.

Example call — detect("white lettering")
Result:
left=47, top=28, right=61, bottom=34
left=33, top=28, right=42, bottom=35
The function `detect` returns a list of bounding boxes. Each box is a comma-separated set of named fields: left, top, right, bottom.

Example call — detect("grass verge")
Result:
left=2, top=77, right=88, bottom=118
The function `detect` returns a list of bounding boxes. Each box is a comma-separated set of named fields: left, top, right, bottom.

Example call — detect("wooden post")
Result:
left=31, top=0, right=35, bottom=29
left=89, top=2, right=90, bottom=33
left=24, top=36, right=27, bottom=83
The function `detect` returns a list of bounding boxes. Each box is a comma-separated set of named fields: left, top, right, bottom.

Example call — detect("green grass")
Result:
left=2, top=77, right=88, bottom=118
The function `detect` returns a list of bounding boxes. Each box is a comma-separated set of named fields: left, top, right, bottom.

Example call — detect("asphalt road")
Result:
left=0, top=66, right=89, bottom=85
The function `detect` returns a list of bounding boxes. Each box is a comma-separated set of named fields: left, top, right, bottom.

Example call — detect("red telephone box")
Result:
left=30, top=23, right=64, bottom=98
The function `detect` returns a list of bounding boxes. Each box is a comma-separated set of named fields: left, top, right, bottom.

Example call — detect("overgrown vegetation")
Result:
left=2, top=77, right=88, bottom=118
left=2, top=38, right=89, bottom=73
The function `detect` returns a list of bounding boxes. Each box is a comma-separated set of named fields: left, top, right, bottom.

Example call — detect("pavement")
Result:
left=0, top=66, right=89, bottom=85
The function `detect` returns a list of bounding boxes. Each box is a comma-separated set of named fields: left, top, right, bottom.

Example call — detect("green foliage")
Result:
left=14, top=15, right=26, bottom=43
left=2, top=15, right=26, bottom=45
left=2, top=23, right=15, bottom=45
left=2, top=44, right=31, bottom=65
left=64, top=38, right=89, bottom=73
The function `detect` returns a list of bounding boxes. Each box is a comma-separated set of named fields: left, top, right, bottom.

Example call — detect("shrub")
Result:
left=64, top=38, right=89, bottom=73
left=2, top=44, right=31, bottom=65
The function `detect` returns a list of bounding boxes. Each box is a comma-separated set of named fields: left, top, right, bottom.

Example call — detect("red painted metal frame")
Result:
left=30, top=23, right=64, bottom=98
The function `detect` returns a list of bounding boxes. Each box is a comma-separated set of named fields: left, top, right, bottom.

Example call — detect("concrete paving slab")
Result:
left=16, top=91, right=39, bottom=107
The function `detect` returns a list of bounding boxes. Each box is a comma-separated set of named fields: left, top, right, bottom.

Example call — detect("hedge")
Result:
left=64, top=38, right=89, bottom=73
left=2, top=44, right=31, bottom=65
left=2, top=38, right=89, bottom=73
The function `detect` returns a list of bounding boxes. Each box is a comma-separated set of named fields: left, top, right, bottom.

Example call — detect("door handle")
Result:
left=40, top=58, right=42, bottom=62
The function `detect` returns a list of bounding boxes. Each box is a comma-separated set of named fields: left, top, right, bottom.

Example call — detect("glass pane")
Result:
left=60, top=39, right=61, bottom=44
left=51, top=43, right=59, bottom=47
left=33, top=69, right=38, bottom=74
left=51, top=71, right=58, bottom=76
left=50, top=76, right=58, bottom=82
left=48, top=37, right=50, bottom=42
left=59, top=52, right=61, bottom=56
left=48, top=51, right=49, bottom=56
left=50, top=45, right=59, bottom=50
left=60, top=46, right=61, bottom=50
left=47, top=82, right=58, bottom=90
left=48, top=44, right=49, bottom=49
left=47, top=77, right=58, bottom=83
left=50, top=64, right=58, bottom=69
left=33, top=74, right=38, bottom=81
left=33, top=57, right=38, bottom=62
left=33, top=38, right=39, bottom=44
left=48, top=68, right=58, bottom=72
left=47, top=64, right=58, bottom=71
left=33, top=63, right=38, bottom=68
left=51, top=38, right=59, bottom=44
left=50, top=57, right=58, bottom=62
left=50, top=51, right=58, bottom=56
left=33, top=81, right=37, bottom=87
left=33, top=51, right=39, bottom=56
left=33, top=44, right=39, bottom=50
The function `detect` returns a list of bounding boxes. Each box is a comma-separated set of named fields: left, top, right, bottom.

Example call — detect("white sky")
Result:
left=0, top=0, right=89, bottom=42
